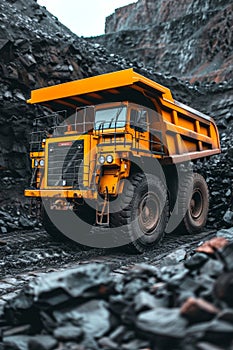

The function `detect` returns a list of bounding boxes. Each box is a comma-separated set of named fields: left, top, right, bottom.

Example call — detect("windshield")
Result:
left=94, top=106, right=127, bottom=130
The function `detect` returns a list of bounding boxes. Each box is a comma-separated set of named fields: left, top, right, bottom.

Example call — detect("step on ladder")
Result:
left=30, top=167, right=37, bottom=187
left=96, top=189, right=109, bottom=226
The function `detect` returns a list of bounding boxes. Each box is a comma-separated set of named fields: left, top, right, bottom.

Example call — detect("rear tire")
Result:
left=110, top=173, right=169, bottom=253
left=178, top=173, right=209, bottom=234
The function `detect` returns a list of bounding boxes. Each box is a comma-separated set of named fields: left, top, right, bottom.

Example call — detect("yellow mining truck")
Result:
left=25, top=69, right=220, bottom=252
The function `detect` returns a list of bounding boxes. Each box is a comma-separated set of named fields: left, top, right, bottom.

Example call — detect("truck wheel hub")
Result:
left=138, top=193, right=159, bottom=234
left=190, top=190, right=203, bottom=219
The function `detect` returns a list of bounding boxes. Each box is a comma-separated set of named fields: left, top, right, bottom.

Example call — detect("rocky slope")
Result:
left=0, top=0, right=196, bottom=204
left=90, top=0, right=233, bottom=84
left=0, top=0, right=232, bottom=231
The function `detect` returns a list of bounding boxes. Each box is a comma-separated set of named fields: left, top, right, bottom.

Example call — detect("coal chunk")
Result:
left=53, top=325, right=83, bottom=341
left=4, top=291, right=37, bottom=327
left=134, top=291, right=160, bottom=313
left=28, top=335, right=57, bottom=350
left=180, top=297, right=220, bottom=323
left=28, top=263, right=111, bottom=306
left=53, top=299, right=111, bottom=338
left=219, top=241, right=233, bottom=271
left=184, top=253, right=209, bottom=270
left=187, top=319, right=233, bottom=345
left=98, top=337, right=118, bottom=349
left=136, top=307, right=188, bottom=338
left=213, top=272, right=233, bottom=307
left=3, top=335, right=32, bottom=350
left=199, top=259, right=224, bottom=278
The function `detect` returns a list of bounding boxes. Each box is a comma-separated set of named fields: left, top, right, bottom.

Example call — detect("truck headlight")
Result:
left=106, top=155, right=113, bottom=163
left=98, top=155, right=105, bottom=164
left=34, top=160, right=39, bottom=167
left=39, top=159, right=45, bottom=167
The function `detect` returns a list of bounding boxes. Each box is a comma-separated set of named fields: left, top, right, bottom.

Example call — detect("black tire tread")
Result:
left=41, top=207, right=68, bottom=241
left=110, top=173, right=169, bottom=253
left=177, top=172, right=209, bottom=234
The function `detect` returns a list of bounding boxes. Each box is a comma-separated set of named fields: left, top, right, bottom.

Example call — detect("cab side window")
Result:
left=139, top=110, right=147, bottom=131
left=130, top=108, right=148, bottom=132
left=130, top=109, right=138, bottom=128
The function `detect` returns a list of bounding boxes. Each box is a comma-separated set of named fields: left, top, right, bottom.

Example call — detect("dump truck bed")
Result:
left=27, top=69, right=221, bottom=163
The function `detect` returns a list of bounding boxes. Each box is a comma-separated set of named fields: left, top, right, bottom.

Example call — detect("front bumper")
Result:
left=24, top=188, right=97, bottom=199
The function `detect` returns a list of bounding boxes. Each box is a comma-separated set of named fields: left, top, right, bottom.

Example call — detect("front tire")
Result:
left=110, top=173, right=169, bottom=253
left=41, top=202, right=95, bottom=248
left=41, top=205, right=67, bottom=241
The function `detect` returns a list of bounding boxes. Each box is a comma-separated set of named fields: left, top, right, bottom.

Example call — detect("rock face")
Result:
left=90, top=0, right=233, bottom=83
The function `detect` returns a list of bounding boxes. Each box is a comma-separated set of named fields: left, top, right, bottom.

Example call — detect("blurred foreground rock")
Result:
left=1, top=230, right=233, bottom=350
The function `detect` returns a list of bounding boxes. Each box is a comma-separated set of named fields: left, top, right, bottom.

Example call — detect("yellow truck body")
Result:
left=25, top=69, right=220, bottom=252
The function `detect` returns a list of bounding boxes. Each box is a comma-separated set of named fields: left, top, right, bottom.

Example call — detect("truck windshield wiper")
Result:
left=98, top=121, right=104, bottom=132
left=114, top=105, right=124, bottom=128
left=108, top=117, right=114, bottom=128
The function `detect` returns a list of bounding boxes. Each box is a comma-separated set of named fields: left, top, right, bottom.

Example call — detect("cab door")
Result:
left=130, top=107, right=150, bottom=153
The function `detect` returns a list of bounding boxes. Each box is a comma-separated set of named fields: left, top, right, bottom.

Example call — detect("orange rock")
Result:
left=180, top=297, right=220, bottom=322
left=196, top=237, right=229, bottom=254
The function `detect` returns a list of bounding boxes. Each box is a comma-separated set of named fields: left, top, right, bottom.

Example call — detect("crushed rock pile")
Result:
left=1, top=229, right=233, bottom=350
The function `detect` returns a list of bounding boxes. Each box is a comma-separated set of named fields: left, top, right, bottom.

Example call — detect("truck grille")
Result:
left=47, top=140, right=84, bottom=188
